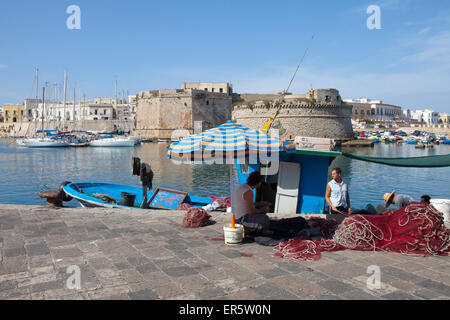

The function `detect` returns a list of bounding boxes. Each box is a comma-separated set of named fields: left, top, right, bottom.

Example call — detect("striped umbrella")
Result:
left=167, top=121, right=293, bottom=162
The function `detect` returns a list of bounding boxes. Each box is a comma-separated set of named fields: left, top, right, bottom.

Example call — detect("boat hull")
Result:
left=24, top=139, right=69, bottom=148
left=63, top=182, right=213, bottom=209
left=90, top=138, right=135, bottom=147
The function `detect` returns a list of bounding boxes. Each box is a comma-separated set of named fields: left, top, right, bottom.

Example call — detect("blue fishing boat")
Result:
left=406, top=140, right=417, bottom=145
left=63, top=182, right=213, bottom=209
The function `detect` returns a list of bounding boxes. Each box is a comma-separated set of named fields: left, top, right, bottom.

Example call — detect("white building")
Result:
left=343, top=98, right=402, bottom=122
left=410, top=109, right=439, bottom=125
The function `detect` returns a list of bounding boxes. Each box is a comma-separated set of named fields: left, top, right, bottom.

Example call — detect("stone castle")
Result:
left=232, top=88, right=354, bottom=141
left=135, top=84, right=233, bottom=139
left=134, top=84, right=353, bottom=141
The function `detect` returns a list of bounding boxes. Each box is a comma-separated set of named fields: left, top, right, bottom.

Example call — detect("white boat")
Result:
left=90, top=136, right=135, bottom=147
left=23, top=138, right=69, bottom=148
left=16, top=139, right=26, bottom=146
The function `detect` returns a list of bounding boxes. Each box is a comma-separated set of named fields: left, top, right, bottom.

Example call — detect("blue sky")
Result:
left=0, top=0, right=449, bottom=112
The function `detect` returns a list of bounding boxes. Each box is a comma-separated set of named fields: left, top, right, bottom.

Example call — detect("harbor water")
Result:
left=0, top=138, right=449, bottom=210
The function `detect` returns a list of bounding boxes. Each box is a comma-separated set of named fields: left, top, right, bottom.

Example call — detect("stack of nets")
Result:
left=275, top=203, right=450, bottom=261
left=181, top=207, right=211, bottom=228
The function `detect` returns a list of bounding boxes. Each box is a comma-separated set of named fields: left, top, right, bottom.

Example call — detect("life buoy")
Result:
left=59, top=181, right=73, bottom=202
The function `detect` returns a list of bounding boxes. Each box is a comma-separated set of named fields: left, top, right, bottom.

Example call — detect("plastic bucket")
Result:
left=223, top=224, right=244, bottom=245
left=120, top=192, right=136, bottom=207
left=430, top=199, right=450, bottom=222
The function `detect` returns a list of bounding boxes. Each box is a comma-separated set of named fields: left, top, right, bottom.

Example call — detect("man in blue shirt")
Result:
left=325, top=167, right=352, bottom=215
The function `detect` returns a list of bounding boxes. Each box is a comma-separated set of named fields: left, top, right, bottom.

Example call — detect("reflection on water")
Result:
left=0, top=138, right=449, bottom=209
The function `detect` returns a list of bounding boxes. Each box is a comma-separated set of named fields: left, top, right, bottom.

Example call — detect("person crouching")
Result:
left=231, top=171, right=273, bottom=236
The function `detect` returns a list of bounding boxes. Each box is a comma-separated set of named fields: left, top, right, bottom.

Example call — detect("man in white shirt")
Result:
left=325, top=167, right=352, bottom=215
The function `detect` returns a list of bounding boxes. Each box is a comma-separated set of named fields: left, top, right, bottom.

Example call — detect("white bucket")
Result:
left=430, top=199, right=450, bottom=222
left=223, top=224, right=244, bottom=245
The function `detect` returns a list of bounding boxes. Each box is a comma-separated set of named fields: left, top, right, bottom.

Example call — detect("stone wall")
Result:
left=135, top=89, right=232, bottom=139
left=232, top=90, right=353, bottom=141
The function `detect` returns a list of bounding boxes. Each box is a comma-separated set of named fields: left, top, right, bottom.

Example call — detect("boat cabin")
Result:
left=235, top=148, right=341, bottom=214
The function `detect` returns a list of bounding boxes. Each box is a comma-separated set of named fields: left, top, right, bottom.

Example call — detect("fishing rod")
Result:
left=262, top=34, right=315, bottom=133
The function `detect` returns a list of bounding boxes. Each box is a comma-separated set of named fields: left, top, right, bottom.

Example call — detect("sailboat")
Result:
left=90, top=78, right=135, bottom=147
left=23, top=85, right=68, bottom=148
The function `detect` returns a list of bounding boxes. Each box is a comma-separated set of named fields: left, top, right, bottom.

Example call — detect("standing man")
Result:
left=325, top=167, right=352, bottom=215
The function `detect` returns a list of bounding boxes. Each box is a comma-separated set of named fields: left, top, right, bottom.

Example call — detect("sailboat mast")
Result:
left=73, top=87, right=76, bottom=131
left=41, top=86, right=45, bottom=132
left=63, top=71, right=67, bottom=130
left=35, top=68, right=39, bottom=136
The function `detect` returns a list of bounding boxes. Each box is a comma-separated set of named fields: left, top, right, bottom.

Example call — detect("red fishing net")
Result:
left=209, top=196, right=231, bottom=208
left=181, top=207, right=211, bottom=228
left=275, top=203, right=450, bottom=261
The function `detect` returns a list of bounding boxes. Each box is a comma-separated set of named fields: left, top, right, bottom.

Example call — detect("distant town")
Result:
left=1, top=81, right=449, bottom=140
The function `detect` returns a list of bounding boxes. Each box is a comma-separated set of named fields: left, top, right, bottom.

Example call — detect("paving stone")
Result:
left=318, top=279, right=356, bottom=295
left=251, top=282, right=294, bottom=298
left=25, top=242, right=50, bottom=256
left=51, top=246, right=84, bottom=259
left=417, top=279, right=450, bottom=296
left=381, top=290, right=420, bottom=300
left=315, top=294, right=344, bottom=300
left=162, top=266, right=199, bottom=277
left=0, top=279, right=18, bottom=291
left=128, top=288, right=159, bottom=300
left=340, top=289, right=381, bottom=300
left=114, top=261, right=132, bottom=270
left=136, top=262, right=159, bottom=275
left=127, top=256, right=150, bottom=266
left=3, top=247, right=26, bottom=257
left=256, top=268, right=290, bottom=279
left=412, top=288, right=443, bottom=300
left=219, top=250, right=242, bottom=259
left=380, top=266, right=428, bottom=284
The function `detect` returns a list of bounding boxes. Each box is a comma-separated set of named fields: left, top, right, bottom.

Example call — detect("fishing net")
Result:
left=275, top=203, right=450, bottom=261
left=181, top=207, right=211, bottom=228
left=209, top=196, right=231, bottom=208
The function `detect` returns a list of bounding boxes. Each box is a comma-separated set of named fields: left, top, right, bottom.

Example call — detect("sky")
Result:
left=0, top=0, right=449, bottom=112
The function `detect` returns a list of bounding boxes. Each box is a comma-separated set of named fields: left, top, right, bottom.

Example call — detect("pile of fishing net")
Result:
left=181, top=207, right=212, bottom=228
left=275, top=203, right=450, bottom=261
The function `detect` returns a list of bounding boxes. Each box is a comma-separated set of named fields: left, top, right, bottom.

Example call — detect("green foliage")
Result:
left=194, top=92, right=206, bottom=100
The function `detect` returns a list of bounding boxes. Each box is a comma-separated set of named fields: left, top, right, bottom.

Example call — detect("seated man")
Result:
left=421, top=195, right=431, bottom=204
left=231, top=171, right=272, bottom=235
left=384, top=190, right=414, bottom=209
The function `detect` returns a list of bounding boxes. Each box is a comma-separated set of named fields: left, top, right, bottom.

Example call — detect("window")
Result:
left=104, top=109, right=107, bottom=115
left=211, top=88, right=215, bottom=92
left=219, top=88, right=223, bottom=93
left=206, top=100, right=209, bottom=105
left=95, top=109, right=98, bottom=115
left=204, top=88, right=208, bottom=91
left=354, top=109, right=358, bottom=114
left=361, top=110, right=365, bottom=115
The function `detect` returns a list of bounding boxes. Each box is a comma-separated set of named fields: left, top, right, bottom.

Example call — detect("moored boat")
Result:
left=23, top=137, right=69, bottom=148
left=90, top=135, right=135, bottom=147
left=63, top=182, right=212, bottom=209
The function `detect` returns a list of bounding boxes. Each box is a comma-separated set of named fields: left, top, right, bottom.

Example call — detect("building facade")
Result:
left=410, top=109, right=439, bottom=125
left=439, top=113, right=449, bottom=124
left=2, top=105, right=26, bottom=123
left=344, top=98, right=402, bottom=122
left=182, top=82, right=233, bottom=95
